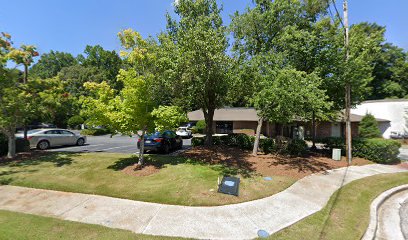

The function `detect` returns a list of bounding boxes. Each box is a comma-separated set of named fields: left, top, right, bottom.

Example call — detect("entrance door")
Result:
left=331, top=123, right=341, bottom=137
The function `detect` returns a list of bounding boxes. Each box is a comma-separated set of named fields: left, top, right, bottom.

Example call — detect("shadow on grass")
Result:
left=267, top=155, right=333, bottom=174
left=0, top=152, right=78, bottom=168
left=108, top=147, right=256, bottom=178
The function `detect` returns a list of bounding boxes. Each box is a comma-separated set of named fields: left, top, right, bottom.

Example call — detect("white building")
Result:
left=351, top=99, right=408, bottom=139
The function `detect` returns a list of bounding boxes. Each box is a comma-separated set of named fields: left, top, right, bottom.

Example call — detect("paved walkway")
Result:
left=377, top=190, right=408, bottom=240
left=0, top=164, right=406, bottom=239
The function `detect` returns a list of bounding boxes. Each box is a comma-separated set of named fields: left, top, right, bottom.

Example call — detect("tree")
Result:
left=8, top=44, right=38, bottom=83
left=82, top=29, right=164, bottom=165
left=166, top=0, right=231, bottom=146
left=151, top=106, right=188, bottom=132
left=359, top=113, right=381, bottom=138
left=58, top=65, right=108, bottom=97
left=30, top=50, right=77, bottom=79
left=78, top=45, right=123, bottom=90
left=0, top=33, right=45, bottom=158
left=251, top=68, right=330, bottom=155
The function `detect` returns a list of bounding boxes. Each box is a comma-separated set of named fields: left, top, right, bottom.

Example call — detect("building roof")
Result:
left=188, top=108, right=390, bottom=123
left=188, top=108, right=259, bottom=121
left=343, top=113, right=389, bottom=123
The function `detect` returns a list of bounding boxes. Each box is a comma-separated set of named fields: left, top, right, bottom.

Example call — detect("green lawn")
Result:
left=269, top=172, right=408, bottom=240
left=0, top=210, right=184, bottom=240
left=0, top=152, right=295, bottom=206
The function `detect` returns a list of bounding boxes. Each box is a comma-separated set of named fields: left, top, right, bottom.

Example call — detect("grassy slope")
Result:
left=269, top=172, right=408, bottom=240
left=0, top=210, right=184, bottom=240
left=0, top=152, right=295, bottom=206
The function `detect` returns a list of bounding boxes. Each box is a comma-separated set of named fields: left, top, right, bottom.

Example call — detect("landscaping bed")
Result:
left=181, top=145, right=372, bottom=179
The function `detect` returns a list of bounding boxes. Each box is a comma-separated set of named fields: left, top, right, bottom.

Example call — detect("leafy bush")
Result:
left=67, top=115, right=84, bottom=129
left=285, top=139, right=308, bottom=156
left=260, top=138, right=275, bottom=154
left=359, top=114, right=381, bottom=138
left=195, top=120, right=206, bottom=134
left=191, top=137, right=205, bottom=147
left=80, top=128, right=112, bottom=136
left=353, top=138, right=401, bottom=164
left=319, top=137, right=346, bottom=150
left=315, top=137, right=401, bottom=163
left=191, top=133, right=255, bottom=150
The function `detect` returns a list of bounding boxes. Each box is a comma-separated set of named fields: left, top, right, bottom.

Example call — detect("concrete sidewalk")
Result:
left=0, top=164, right=406, bottom=239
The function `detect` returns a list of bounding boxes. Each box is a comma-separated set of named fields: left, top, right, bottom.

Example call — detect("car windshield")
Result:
left=27, top=129, right=43, bottom=135
left=178, top=128, right=186, bottom=131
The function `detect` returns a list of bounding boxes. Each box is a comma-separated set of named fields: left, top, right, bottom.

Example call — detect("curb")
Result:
left=362, top=184, right=408, bottom=240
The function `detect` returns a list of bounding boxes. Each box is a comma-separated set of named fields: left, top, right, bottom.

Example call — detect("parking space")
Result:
left=46, top=134, right=191, bottom=154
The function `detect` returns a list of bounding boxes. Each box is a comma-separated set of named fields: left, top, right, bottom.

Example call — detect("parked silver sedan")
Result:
left=16, top=129, right=87, bottom=150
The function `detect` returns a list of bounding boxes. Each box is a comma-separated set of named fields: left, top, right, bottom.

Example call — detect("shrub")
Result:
left=191, top=133, right=255, bottom=150
left=80, top=128, right=112, bottom=136
left=191, top=137, right=205, bottom=147
left=67, top=115, right=84, bottom=129
left=320, top=137, right=345, bottom=150
left=353, top=138, right=401, bottom=164
left=359, top=113, right=381, bottom=138
left=260, top=138, right=275, bottom=154
left=195, top=120, right=206, bottom=134
left=285, top=139, right=308, bottom=156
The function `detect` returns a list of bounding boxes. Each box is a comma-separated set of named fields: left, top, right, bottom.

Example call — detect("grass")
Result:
left=268, top=172, right=408, bottom=240
left=0, top=152, right=296, bottom=206
left=0, top=210, right=185, bottom=240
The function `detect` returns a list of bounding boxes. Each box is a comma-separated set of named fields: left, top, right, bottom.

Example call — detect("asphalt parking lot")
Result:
left=46, top=134, right=192, bottom=154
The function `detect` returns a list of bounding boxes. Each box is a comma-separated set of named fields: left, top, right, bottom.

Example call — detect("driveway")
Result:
left=46, top=134, right=192, bottom=154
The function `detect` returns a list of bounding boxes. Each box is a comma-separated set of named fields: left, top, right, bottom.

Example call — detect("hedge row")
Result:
left=192, top=133, right=308, bottom=156
left=315, top=137, right=401, bottom=164
left=80, top=128, right=112, bottom=136
left=0, top=133, right=30, bottom=156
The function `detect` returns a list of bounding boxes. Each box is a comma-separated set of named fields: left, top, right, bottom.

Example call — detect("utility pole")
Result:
left=343, top=0, right=352, bottom=165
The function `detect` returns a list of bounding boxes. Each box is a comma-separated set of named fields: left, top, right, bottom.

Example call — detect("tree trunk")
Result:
left=138, top=129, right=146, bottom=165
left=7, top=133, right=16, bottom=159
left=204, top=108, right=215, bottom=146
left=23, top=126, right=28, bottom=140
left=311, top=111, right=317, bottom=151
left=23, top=64, right=28, bottom=84
left=252, top=118, right=263, bottom=156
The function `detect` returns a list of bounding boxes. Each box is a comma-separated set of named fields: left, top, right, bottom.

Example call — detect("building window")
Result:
left=216, top=121, right=233, bottom=134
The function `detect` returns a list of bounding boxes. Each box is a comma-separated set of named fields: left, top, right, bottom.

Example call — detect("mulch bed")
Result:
left=121, top=164, right=160, bottom=177
left=181, top=146, right=372, bottom=179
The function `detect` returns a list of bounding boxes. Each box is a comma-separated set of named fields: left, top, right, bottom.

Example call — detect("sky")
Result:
left=1, top=0, right=407, bottom=59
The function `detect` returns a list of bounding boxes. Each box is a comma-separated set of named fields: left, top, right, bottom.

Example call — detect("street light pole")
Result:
left=343, top=0, right=352, bottom=165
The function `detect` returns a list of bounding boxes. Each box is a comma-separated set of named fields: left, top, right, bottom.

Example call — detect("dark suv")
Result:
left=137, top=131, right=183, bottom=153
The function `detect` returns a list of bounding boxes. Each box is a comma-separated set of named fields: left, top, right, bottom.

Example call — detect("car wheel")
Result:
left=37, top=140, right=50, bottom=150
left=76, top=138, right=85, bottom=146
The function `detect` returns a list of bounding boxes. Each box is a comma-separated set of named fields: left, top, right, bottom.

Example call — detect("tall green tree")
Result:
left=0, top=33, right=39, bottom=157
left=82, top=29, right=173, bottom=165
left=167, top=0, right=231, bottom=145
left=78, top=45, right=123, bottom=90
left=30, top=50, right=77, bottom=79
left=359, top=113, right=381, bottom=138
